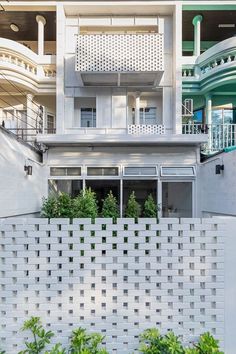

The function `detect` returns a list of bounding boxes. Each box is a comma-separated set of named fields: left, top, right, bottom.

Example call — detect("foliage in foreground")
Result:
left=1, top=317, right=224, bottom=354
left=17, top=317, right=108, bottom=354
left=139, top=328, right=224, bottom=354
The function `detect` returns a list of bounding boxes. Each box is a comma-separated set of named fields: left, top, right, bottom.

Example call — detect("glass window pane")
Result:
left=49, top=180, right=82, bottom=197
left=87, top=167, right=119, bottom=176
left=50, top=167, right=67, bottom=176
left=212, top=109, right=223, bottom=124
left=50, top=167, right=81, bottom=176
left=162, top=182, right=192, bottom=217
left=67, top=168, right=81, bottom=176
left=81, top=108, right=96, bottom=127
left=124, top=167, right=157, bottom=176
left=161, top=167, right=195, bottom=176
left=140, top=107, right=156, bottom=124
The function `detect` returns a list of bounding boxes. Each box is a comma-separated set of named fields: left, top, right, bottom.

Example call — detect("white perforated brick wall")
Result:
left=76, top=34, right=164, bottom=73
left=0, top=218, right=225, bottom=353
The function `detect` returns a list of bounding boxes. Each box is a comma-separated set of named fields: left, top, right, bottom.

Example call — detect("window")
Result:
left=193, top=108, right=204, bottom=123
left=87, top=167, right=119, bottom=176
left=50, top=167, right=81, bottom=176
left=140, top=108, right=156, bottom=124
left=161, top=167, right=195, bottom=177
left=132, top=107, right=157, bottom=124
left=81, top=108, right=96, bottom=127
left=124, top=166, right=157, bottom=176
left=47, top=114, right=55, bottom=134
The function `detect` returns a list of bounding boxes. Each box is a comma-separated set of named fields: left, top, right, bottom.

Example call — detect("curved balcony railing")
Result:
left=182, top=36, right=236, bottom=82
left=0, top=38, right=56, bottom=82
left=182, top=123, right=236, bottom=152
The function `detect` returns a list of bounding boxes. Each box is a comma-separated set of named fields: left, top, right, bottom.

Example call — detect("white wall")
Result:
left=199, top=150, right=236, bottom=217
left=1, top=217, right=234, bottom=353
left=0, top=128, right=45, bottom=217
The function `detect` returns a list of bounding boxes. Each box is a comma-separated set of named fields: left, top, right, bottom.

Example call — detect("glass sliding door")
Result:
left=162, top=182, right=192, bottom=217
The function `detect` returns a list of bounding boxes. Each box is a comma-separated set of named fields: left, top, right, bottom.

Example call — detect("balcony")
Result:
left=182, top=36, right=236, bottom=92
left=0, top=38, right=56, bottom=93
left=182, top=123, right=236, bottom=153
left=76, top=34, right=164, bottom=86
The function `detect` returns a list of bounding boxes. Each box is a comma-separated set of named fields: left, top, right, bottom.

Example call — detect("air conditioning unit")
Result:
left=182, top=99, right=193, bottom=117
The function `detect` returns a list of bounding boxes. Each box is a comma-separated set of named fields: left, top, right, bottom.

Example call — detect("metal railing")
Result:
left=1, top=127, right=56, bottom=143
left=182, top=123, right=236, bottom=152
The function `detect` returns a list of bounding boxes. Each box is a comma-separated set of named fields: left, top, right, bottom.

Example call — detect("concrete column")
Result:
left=135, top=92, right=140, bottom=125
left=205, top=94, right=212, bottom=125
left=205, top=94, right=212, bottom=150
left=36, top=15, right=46, bottom=56
left=192, top=15, right=203, bottom=57
left=26, top=93, right=35, bottom=130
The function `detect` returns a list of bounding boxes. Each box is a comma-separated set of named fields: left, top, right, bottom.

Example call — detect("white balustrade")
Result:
left=182, top=123, right=236, bottom=152
left=128, top=124, right=166, bottom=135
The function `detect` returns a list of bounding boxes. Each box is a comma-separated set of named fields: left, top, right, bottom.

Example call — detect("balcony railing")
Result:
left=0, top=38, right=56, bottom=83
left=128, top=124, right=166, bottom=135
left=182, top=123, right=236, bottom=152
left=182, top=36, right=236, bottom=84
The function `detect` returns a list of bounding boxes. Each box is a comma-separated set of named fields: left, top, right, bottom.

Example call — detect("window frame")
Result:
left=160, top=166, right=196, bottom=177
left=80, top=107, right=96, bottom=128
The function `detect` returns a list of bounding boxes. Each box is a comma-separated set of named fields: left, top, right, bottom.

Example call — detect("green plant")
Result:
left=56, top=193, right=74, bottom=218
left=41, top=195, right=58, bottom=218
left=194, top=332, right=223, bottom=354
left=45, top=343, right=66, bottom=354
left=143, top=194, right=157, bottom=218
left=139, top=328, right=184, bottom=354
left=125, top=191, right=141, bottom=218
left=73, top=188, right=98, bottom=219
left=69, top=327, right=108, bottom=354
left=101, top=191, right=119, bottom=220
left=18, top=317, right=54, bottom=354
left=41, top=193, right=73, bottom=218
left=0, top=350, right=6, bottom=354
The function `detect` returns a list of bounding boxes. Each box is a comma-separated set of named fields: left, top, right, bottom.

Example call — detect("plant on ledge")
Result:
left=101, top=191, right=120, bottom=220
left=125, top=191, right=141, bottom=218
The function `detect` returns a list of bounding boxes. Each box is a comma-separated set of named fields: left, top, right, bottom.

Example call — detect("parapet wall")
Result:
left=0, top=217, right=235, bottom=353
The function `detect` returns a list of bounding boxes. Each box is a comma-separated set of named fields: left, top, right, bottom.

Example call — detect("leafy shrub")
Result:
left=69, top=327, right=109, bottom=354
left=125, top=191, right=141, bottom=218
left=139, top=328, right=184, bottom=354
left=101, top=191, right=119, bottom=220
left=41, top=193, right=73, bottom=218
left=45, top=344, right=66, bottom=354
left=194, top=332, right=223, bottom=354
left=73, top=188, right=98, bottom=219
left=41, top=195, right=58, bottom=218
left=143, top=194, right=158, bottom=218
left=56, top=193, right=74, bottom=218
left=139, top=328, right=224, bottom=354
left=18, top=317, right=54, bottom=354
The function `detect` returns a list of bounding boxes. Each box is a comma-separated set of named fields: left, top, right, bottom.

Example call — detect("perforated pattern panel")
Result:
left=0, top=218, right=224, bottom=353
left=128, top=124, right=166, bottom=135
left=76, top=34, right=164, bottom=72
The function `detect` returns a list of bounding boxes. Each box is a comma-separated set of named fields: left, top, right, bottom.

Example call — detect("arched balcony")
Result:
left=0, top=38, right=56, bottom=93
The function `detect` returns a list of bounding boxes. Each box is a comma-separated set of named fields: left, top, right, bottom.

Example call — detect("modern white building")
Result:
left=2, top=0, right=236, bottom=218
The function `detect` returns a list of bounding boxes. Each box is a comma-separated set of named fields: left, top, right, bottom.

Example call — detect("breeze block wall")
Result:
left=0, top=217, right=233, bottom=353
